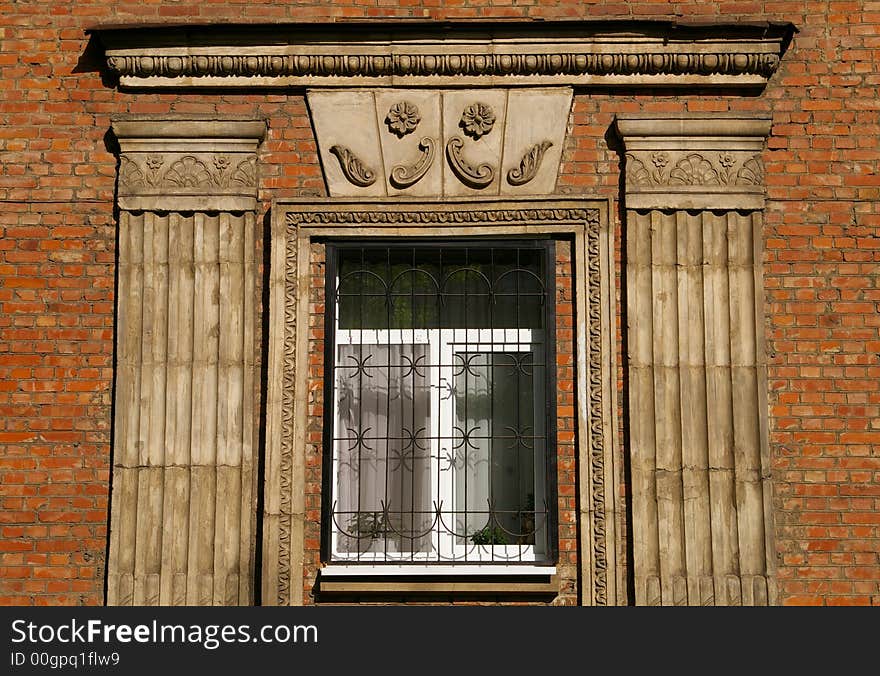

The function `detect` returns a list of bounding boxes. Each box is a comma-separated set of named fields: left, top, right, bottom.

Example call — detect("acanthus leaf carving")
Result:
left=389, top=137, right=436, bottom=190
left=329, top=145, right=377, bottom=187
left=507, top=140, right=553, bottom=186
left=445, top=136, right=494, bottom=190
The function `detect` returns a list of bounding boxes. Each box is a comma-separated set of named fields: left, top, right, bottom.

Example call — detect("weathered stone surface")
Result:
left=95, top=22, right=794, bottom=89
left=107, top=120, right=263, bottom=606
left=307, top=89, right=571, bottom=198
left=615, top=114, right=772, bottom=210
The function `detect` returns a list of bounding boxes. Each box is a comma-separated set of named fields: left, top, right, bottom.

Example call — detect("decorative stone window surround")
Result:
left=100, top=20, right=791, bottom=606
left=263, top=199, right=618, bottom=605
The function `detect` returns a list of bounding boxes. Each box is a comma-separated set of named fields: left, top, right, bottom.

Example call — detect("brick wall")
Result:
left=1, top=1, right=877, bottom=606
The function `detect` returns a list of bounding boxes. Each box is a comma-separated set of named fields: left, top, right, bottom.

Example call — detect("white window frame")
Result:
left=329, top=325, right=547, bottom=565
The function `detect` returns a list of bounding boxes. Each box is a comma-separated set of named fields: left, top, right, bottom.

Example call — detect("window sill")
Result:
left=317, top=565, right=558, bottom=596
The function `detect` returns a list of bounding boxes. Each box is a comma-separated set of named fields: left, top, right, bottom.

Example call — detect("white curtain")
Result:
left=334, top=343, right=431, bottom=555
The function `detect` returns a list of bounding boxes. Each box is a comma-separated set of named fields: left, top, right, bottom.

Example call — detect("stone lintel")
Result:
left=93, top=20, right=795, bottom=90
left=615, top=114, right=772, bottom=211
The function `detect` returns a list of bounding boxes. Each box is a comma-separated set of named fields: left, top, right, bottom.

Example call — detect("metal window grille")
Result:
left=322, top=240, right=557, bottom=565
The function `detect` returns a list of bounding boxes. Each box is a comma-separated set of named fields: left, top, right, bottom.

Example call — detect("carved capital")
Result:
left=111, top=117, right=266, bottom=211
left=615, top=114, right=771, bottom=210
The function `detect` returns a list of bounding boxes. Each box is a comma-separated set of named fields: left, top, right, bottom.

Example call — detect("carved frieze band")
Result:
left=285, top=207, right=596, bottom=226
left=625, top=151, right=764, bottom=188
left=118, top=153, right=257, bottom=193
left=309, top=90, right=570, bottom=197
left=105, top=51, right=780, bottom=83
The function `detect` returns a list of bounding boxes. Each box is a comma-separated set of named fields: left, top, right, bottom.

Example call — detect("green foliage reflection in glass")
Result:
left=336, top=246, right=545, bottom=330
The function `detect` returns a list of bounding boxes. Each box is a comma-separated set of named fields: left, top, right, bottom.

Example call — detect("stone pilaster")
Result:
left=106, top=117, right=265, bottom=605
left=616, top=115, right=776, bottom=606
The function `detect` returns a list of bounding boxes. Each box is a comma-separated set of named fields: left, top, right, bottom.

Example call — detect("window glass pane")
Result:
left=329, top=242, right=552, bottom=563
left=337, top=245, right=545, bottom=330
left=454, top=352, right=542, bottom=547
left=334, top=343, right=432, bottom=555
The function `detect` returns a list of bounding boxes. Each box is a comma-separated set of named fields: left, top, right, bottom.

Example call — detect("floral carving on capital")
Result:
left=117, top=152, right=258, bottom=194
left=625, top=151, right=765, bottom=189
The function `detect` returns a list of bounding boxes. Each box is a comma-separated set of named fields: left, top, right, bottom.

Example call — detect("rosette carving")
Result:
left=459, top=103, right=496, bottom=140
left=507, top=140, right=553, bottom=186
left=445, top=136, right=494, bottom=190
left=389, top=137, right=436, bottom=190
left=329, top=145, right=377, bottom=187
left=385, top=101, right=421, bottom=137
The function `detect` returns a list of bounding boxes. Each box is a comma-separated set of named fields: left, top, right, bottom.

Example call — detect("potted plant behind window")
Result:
left=348, top=510, right=400, bottom=555
left=470, top=524, right=508, bottom=546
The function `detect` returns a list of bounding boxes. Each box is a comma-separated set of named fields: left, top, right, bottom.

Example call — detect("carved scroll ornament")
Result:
left=390, top=137, right=436, bottom=189
left=446, top=136, right=494, bottom=190
left=507, top=141, right=553, bottom=187
left=329, top=145, right=377, bottom=187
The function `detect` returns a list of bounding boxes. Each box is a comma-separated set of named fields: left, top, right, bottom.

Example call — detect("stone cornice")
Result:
left=93, top=21, right=795, bottom=90
left=111, top=116, right=266, bottom=212
left=614, top=114, right=772, bottom=211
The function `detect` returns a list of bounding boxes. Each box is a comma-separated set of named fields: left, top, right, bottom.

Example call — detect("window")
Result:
left=323, top=241, right=556, bottom=566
